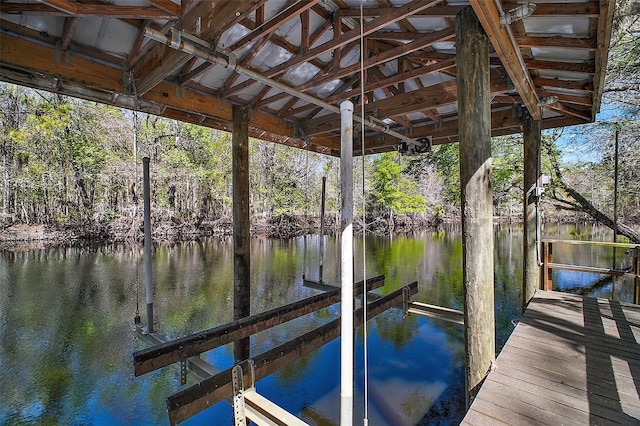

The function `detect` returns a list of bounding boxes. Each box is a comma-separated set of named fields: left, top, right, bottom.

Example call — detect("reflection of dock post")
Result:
left=456, top=6, right=495, bottom=408
left=233, top=105, right=251, bottom=362
left=143, top=156, right=154, bottom=333
left=339, top=100, right=354, bottom=425
left=523, top=112, right=541, bottom=309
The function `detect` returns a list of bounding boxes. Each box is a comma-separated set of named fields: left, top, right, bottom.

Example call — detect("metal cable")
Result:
left=360, top=2, right=369, bottom=424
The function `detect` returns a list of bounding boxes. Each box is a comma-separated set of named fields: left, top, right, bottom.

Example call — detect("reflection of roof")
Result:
left=0, top=0, right=614, bottom=155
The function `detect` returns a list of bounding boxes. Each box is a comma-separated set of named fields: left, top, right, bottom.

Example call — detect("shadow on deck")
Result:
left=462, top=290, right=640, bottom=425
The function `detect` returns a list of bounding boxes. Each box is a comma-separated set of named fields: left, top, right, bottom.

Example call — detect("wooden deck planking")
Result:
left=462, top=290, right=640, bottom=425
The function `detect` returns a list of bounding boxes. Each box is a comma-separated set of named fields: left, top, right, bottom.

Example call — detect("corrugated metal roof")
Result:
left=0, top=0, right=615, bottom=155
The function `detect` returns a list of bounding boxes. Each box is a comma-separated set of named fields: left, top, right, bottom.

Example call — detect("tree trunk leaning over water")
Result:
left=544, top=140, right=640, bottom=244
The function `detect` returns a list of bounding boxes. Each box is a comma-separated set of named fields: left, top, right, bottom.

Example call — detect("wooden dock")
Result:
left=462, top=290, right=640, bottom=425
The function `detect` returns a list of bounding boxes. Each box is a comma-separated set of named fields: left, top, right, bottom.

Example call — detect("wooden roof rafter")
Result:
left=2, top=0, right=182, bottom=19
left=470, top=0, right=541, bottom=120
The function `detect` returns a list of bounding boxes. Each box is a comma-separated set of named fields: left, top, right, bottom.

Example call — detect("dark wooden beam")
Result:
left=133, top=275, right=386, bottom=376
left=515, top=35, right=597, bottom=51
left=18, top=0, right=182, bottom=18
left=39, top=0, right=77, bottom=15
left=126, top=20, right=152, bottom=69
left=538, top=90, right=592, bottom=107
left=502, top=2, right=600, bottom=17
left=340, top=5, right=464, bottom=18
left=592, top=0, right=615, bottom=115
left=532, top=77, right=594, bottom=92
left=301, top=9, right=310, bottom=53
left=470, top=0, right=540, bottom=120
left=147, top=0, right=182, bottom=17
left=166, top=281, right=418, bottom=426
left=547, top=102, right=592, bottom=121
left=59, top=17, right=78, bottom=51
left=526, top=59, right=595, bottom=74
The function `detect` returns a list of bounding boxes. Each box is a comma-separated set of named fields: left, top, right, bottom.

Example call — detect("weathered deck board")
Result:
left=462, top=290, right=640, bottom=425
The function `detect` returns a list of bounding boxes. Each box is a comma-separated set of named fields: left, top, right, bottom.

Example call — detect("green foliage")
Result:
left=370, top=152, right=425, bottom=215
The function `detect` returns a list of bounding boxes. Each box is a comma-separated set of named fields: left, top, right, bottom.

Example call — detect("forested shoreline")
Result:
left=1, top=81, right=639, bottom=247
left=1, top=1, right=638, bottom=247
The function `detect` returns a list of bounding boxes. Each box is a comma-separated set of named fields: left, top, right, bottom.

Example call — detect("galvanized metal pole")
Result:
left=143, top=156, right=154, bottom=333
left=319, top=176, right=326, bottom=283
left=340, top=100, right=354, bottom=426
left=456, top=6, right=495, bottom=407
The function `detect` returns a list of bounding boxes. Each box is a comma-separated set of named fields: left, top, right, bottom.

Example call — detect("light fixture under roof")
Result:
left=538, top=96, right=559, bottom=107
left=501, top=2, right=536, bottom=27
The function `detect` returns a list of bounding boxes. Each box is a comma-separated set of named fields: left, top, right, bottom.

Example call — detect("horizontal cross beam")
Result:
left=133, top=275, right=385, bottom=376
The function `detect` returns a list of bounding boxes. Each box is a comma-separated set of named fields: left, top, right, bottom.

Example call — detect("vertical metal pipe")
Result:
left=340, top=100, right=354, bottom=426
left=143, top=156, right=153, bottom=333
left=319, top=176, right=326, bottom=283
left=613, top=128, right=619, bottom=269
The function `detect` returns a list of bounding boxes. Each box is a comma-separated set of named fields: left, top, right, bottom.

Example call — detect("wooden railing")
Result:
left=541, top=239, right=640, bottom=303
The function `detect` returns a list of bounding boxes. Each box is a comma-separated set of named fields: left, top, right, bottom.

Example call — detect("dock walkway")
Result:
left=462, top=290, right=640, bottom=425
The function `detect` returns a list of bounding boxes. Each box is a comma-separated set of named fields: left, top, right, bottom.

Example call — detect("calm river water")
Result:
left=0, top=224, right=634, bottom=425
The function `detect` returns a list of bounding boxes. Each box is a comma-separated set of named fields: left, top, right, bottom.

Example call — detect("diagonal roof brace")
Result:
left=143, top=27, right=426, bottom=150
left=470, top=0, right=542, bottom=120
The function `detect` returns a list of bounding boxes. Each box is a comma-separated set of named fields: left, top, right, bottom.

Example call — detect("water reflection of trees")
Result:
left=0, top=225, right=554, bottom=424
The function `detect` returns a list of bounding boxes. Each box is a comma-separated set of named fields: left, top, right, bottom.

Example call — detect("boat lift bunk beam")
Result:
left=166, top=281, right=418, bottom=425
left=133, top=275, right=386, bottom=376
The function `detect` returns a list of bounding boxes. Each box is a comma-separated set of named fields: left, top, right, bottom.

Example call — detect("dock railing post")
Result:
left=634, top=247, right=640, bottom=305
left=542, top=241, right=553, bottom=291
left=319, top=176, right=326, bottom=283
left=143, top=156, right=154, bottom=333
left=339, top=100, right=354, bottom=426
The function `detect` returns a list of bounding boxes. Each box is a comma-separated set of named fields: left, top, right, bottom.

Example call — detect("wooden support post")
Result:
left=523, top=112, right=541, bottom=309
left=543, top=241, right=553, bottom=291
left=233, top=105, right=250, bottom=363
left=456, top=6, right=495, bottom=408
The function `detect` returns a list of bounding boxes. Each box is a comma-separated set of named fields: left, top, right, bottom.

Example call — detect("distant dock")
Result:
left=462, top=290, right=640, bottom=425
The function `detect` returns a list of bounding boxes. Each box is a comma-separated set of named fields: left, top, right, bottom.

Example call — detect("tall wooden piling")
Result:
left=523, top=113, right=541, bottom=308
left=232, top=105, right=250, bottom=362
left=456, top=6, right=495, bottom=407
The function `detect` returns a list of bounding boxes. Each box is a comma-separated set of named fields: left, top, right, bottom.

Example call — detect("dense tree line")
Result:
left=0, top=81, right=638, bottom=240
left=1, top=2, right=638, bottom=239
